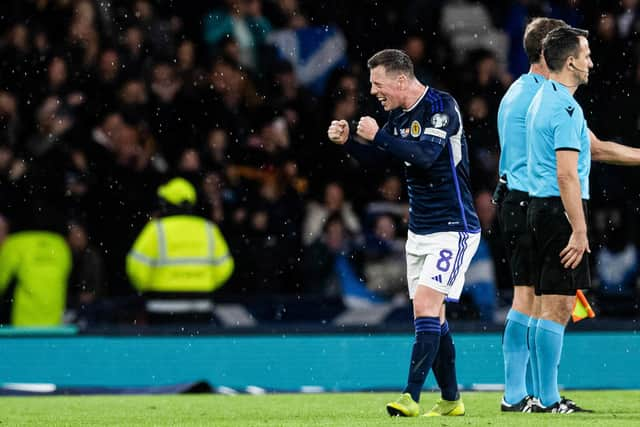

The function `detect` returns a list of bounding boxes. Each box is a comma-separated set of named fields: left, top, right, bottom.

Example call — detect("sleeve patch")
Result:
left=423, top=127, right=447, bottom=139
left=430, top=113, right=449, bottom=128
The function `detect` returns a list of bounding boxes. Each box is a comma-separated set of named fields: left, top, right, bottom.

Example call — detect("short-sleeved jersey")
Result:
left=526, top=79, right=591, bottom=199
left=372, top=87, right=480, bottom=234
left=497, top=72, right=545, bottom=192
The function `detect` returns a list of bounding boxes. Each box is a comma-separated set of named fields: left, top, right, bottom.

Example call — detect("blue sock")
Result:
left=403, top=316, right=441, bottom=402
left=526, top=317, right=539, bottom=398
left=432, top=321, right=459, bottom=401
left=502, top=309, right=530, bottom=404
left=536, top=319, right=565, bottom=407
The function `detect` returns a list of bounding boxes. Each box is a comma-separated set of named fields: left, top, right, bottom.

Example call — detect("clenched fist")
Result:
left=327, top=120, right=349, bottom=145
left=356, top=116, right=379, bottom=141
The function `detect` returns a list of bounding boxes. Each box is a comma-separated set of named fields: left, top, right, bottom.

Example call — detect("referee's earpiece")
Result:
left=569, top=61, right=588, bottom=73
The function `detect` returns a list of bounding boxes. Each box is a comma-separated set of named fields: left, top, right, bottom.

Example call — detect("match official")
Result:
left=526, top=26, right=594, bottom=413
left=496, top=17, right=567, bottom=412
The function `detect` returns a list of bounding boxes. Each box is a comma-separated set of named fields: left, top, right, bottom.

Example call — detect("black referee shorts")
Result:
left=527, top=197, right=591, bottom=296
left=498, top=189, right=533, bottom=286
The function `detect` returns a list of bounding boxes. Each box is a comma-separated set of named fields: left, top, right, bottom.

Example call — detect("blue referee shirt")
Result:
left=497, top=72, right=545, bottom=192
left=526, top=79, right=591, bottom=199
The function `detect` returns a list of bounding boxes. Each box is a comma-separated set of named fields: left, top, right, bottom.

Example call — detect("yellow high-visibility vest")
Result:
left=126, top=215, right=234, bottom=293
left=0, top=231, right=72, bottom=326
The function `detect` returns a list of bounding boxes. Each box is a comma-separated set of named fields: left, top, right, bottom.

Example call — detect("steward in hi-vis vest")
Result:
left=126, top=178, right=234, bottom=296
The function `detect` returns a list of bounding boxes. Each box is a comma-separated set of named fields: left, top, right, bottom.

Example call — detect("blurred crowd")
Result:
left=1, top=0, right=640, bottom=326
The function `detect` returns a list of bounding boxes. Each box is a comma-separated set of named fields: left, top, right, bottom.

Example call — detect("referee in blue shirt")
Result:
left=526, top=26, right=594, bottom=414
left=496, top=17, right=567, bottom=413
left=501, top=20, right=640, bottom=415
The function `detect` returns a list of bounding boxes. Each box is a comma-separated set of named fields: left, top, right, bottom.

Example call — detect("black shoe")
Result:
left=560, top=396, right=594, bottom=413
left=533, top=401, right=575, bottom=413
left=500, top=395, right=536, bottom=413
left=533, top=397, right=594, bottom=414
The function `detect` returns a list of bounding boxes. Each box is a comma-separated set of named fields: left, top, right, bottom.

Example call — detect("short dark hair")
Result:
left=542, top=26, right=589, bottom=72
left=523, top=17, right=568, bottom=64
left=367, top=49, right=414, bottom=77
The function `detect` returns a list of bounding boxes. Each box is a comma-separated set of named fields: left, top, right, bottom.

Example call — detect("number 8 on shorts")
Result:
left=406, top=230, right=481, bottom=302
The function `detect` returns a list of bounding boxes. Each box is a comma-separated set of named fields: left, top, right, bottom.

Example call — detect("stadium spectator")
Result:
left=364, top=175, right=409, bottom=235
left=203, top=0, right=272, bottom=71
left=302, top=181, right=362, bottom=246
left=303, top=213, right=379, bottom=307
left=363, top=214, right=406, bottom=298
left=0, top=91, right=20, bottom=148
left=462, top=191, right=497, bottom=322
left=66, top=220, right=106, bottom=323
left=593, top=208, right=639, bottom=316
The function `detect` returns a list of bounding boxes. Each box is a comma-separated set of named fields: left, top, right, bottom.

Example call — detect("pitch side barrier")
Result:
left=0, top=321, right=638, bottom=392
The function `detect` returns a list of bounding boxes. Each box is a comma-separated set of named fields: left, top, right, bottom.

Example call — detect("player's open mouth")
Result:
left=378, top=97, right=386, bottom=106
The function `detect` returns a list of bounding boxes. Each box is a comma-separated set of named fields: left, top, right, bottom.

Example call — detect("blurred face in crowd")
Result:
left=375, top=215, right=396, bottom=240
left=243, top=0, right=263, bottom=17
left=67, top=223, right=88, bottom=252
left=220, top=39, right=241, bottom=64
left=48, top=57, right=68, bottom=88
left=114, top=125, right=141, bottom=165
left=369, top=66, right=406, bottom=111
left=10, top=24, right=29, bottom=51
left=0, top=91, right=17, bottom=119
left=404, top=36, right=426, bottom=63
left=202, top=172, right=223, bottom=198
left=379, top=176, right=402, bottom=201
left=332, top=95, right=358, bottom=121
left=120, top=80, right=147, bottom=105
left=99, top=50, right=120, bottom=80
left=324, top=183, right=344, bottom=212
left=325, top=219, right=346, bottom=252
left=134, top=0, right=153, bottom=21
left=476, top=55, right=498, bottom=86
left=151, top=63, right=181, bottom=101
left=102, top=113, right=124, bottom=141
left=36, top=96, right=72, bottom=135
left=0, top=145, right=13, bottom=173
left=74, top=0, right=96, bottom=24
left=339, top=74, right=358, bottom=98
left=597, top=14, right=616, bottom=41
left=152, top=64, right=177, bottom=87
left=260, top=116, right=289, bottom=152
left=178, top=148, right=201, bottom=172
left=177, top=40, right=196, bottom=69
left=467, top=96, right=489, bottom=122
left=207, top=129, right=228, bottom=156
left=211, top=60, right=242, bottom=94
left=125, top=27, right=144, bottom=55
left=33, top=30, right=49, bottom=52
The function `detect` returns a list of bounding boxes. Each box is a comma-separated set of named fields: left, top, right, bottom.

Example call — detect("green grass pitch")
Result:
left=2, top=391, right=639, bottom=426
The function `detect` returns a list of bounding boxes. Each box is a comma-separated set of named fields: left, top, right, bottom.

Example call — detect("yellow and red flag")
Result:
left=572, top=289, right=595, bottom=323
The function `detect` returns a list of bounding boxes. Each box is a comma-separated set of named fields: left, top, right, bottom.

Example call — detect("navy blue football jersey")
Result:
left=368, top=87, right=480, bottom=235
